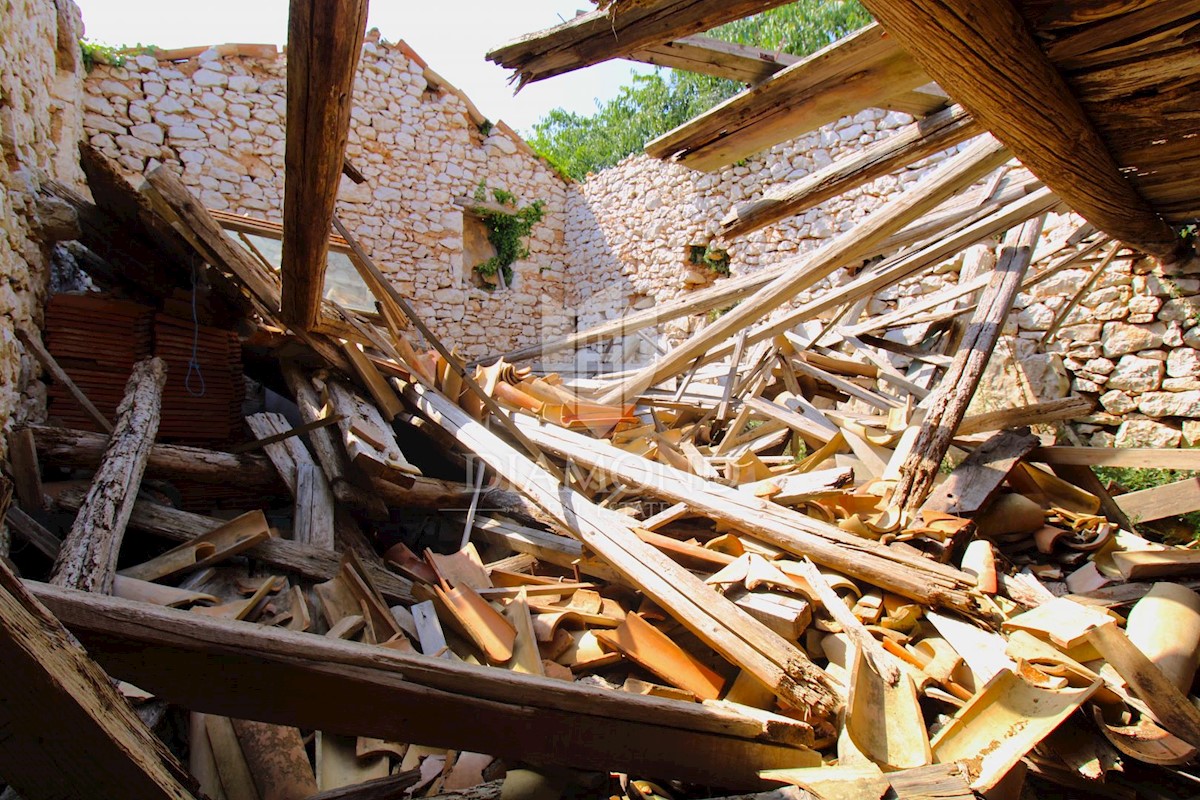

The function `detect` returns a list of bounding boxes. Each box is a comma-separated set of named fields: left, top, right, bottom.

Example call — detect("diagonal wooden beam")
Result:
left=486, top=0, right=794, bottom=88
left=627, top=34, right=800, bottom=85
left=281, top=0, right=368, bottom=330
left=859, top=0, right=1186, bottom=261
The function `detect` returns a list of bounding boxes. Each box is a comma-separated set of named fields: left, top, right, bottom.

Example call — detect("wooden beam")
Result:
left=644, top=23, right=930, bottom=172
left=627, top=34, right=799, bottom=85
left=403, top=382, right=843, bottom=717
left=281, top=0, right=368, bottom=330
left=923, top=429, right=1039, bottom=517
left=29, top=424, right=282, bottom=490
left=1029, top=447, right=1200, bottom=470
left=600, top=136, right=1010, bottom=405
left=31, top=582, right=820, bottom=789
left=486, top=0, right=795, bottom=88
left=509, top=413, right=985, bottom=618
left=858, top=0, right=1185, bottom=261
left=0, top=562, right=198, bottom=800
left=720, top=104, right=982, bottom=238
left=891, top=217, right=1044, bottom=512
left=51, top=357, right=166, bottom=594
left=1113, top=477, right=1200, bottom=524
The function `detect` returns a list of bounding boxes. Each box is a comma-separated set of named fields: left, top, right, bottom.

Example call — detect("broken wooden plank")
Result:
left=891, top=216, right=1044, bottom=512
left=32, top=581, right=823, bottom=788
left=0, top=560, right=198, bottom=800
left=51, top=357, right=166, bottom=594
left=280, top=0, right=368, bottom=329
left=924, top=428, right=1040, bottom=517
left=859, top=0, right=1185, bottom=261
left=485, top=0, right=796, bottom=87
left=1028, top=446, right=1200, bottom=470
left=6, top=427, right=44, bottom=511
left=627, top=34, right=800, bottom=85
left=645, top=23, right=931, bottom=171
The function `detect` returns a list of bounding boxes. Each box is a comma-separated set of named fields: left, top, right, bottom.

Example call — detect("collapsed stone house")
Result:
left=4, top=1, right=1200, bottom=798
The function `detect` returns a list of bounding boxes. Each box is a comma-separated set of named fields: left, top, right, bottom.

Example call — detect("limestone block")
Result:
left=1114, top=419, right=1182, bottom=448
left=1160, top=296, right=1200, bottom=323
left=193, top=68, right=228, bottom=87
left=1106, top=355, right=1164, bottom=393
left=1138, top=390, right=1200, bottom=418
left=1101, top=321, right=1165, bottom=357
left=1100, top=390, right=1136, bottom=414
left=1167, top=347, right=1200, bottom=377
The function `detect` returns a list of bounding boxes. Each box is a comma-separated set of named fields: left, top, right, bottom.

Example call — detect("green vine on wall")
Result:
left=472, top=181, right=545, bottom=288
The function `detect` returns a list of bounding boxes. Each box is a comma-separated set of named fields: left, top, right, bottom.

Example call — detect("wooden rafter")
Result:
left=627, top=34, right=800, bottom=85
left=644, top=23, right=931, bottom=172
left=859, top=0, right=1186, bottom=261
left=280, top=0, right=368, bottom=330
left=486, top=0, right=795, bottom=88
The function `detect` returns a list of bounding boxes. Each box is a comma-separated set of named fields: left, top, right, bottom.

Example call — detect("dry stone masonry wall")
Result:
left=81, top=31, right=572, bottom=363
left=0, top=0, right=86, bottom=446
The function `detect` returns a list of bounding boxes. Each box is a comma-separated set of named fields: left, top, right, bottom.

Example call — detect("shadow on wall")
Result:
left=553, top=190, right=648, bottom=377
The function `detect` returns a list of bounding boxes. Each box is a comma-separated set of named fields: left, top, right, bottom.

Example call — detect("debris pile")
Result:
left=2, top=133, right=1199, bottom=800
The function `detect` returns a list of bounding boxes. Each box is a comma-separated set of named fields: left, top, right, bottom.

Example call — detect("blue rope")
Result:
left=184, top=263, right=206, bottom=398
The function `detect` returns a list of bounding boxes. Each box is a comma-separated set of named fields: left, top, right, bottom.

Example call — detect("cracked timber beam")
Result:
left=859, top=0, right=1187, bottom=262
left=280, top=0, right=368, bottom=330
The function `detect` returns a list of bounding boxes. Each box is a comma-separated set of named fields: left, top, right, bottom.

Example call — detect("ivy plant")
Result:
left=472, top=181, right=545, bottom=288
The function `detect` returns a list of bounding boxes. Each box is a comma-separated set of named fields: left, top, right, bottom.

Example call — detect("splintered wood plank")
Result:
left=325, top=378, right=420, bottom=483
left=0, top=559, right=198, bottom=800
left=341, top=340, right=404, bottom=421
left=923, top=428, right=1039, bottom=517
left=645, top=23, right=930, bottom=171
left=1029, top=446, right=1200, bottom=470
left=859, top=0, right=1184, bottom=261
left=281, top=0, right=368, bottom=329
left=594, top=612, right=726, bottom=701
left=51, top=357, right=167, bottom=594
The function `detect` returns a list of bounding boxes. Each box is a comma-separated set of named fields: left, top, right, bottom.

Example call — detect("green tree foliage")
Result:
left=527, top=1, right=872, bottom=179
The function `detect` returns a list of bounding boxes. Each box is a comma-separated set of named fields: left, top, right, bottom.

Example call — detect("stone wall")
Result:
left=1, top=0, right=86, bottom=447
left=81, top=32, right=572, bottom=362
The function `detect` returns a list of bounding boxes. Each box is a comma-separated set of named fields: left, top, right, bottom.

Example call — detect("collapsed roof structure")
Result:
left=4, top=1, right=1200, bottom=799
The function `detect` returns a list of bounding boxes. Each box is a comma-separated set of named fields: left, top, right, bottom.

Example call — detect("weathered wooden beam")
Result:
left=486, top=0, right=795, bottom=88
left=627, top=34, right=799, bottom=85
left=923, top=429, right=1040, bottom=518
left=721, top=104, right=982, bottom=238
left=281, top=0, right=368, bottom=330
left=645, top=23, right=931, bottom=172
left=0, top=561, right=198, bottom=800
left=29, top=424, right=282, bottom=490
left=51, top=357, right=166, bottom=594
left=892, top=217, right=1045, bottom=512
left=859, top=0, right=1185, bottom=261
left=30, top=582, right=820, bottom=789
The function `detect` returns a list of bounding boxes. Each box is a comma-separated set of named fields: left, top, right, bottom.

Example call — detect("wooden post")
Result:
left=0, top=559, right=197, bottom=799
left=859, top=0, right=1184, bottom=261
left=281, top=0, right=369, bottom=330
left=51, top=357, right=167, bottom=594
left=892, top=217, right=1045, bottom=512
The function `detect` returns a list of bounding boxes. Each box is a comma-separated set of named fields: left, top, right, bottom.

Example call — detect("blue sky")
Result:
left=75, top=0, right=651, bottom=133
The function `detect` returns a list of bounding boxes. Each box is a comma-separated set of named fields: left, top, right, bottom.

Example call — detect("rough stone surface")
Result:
left=0, top=0, right=86, bottom=456
left=1106, top=355, right=1165, bottom=394
left=1115, top=419, right=1183, bottom=448
left=1138, top=391, right=1200, bottom=418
